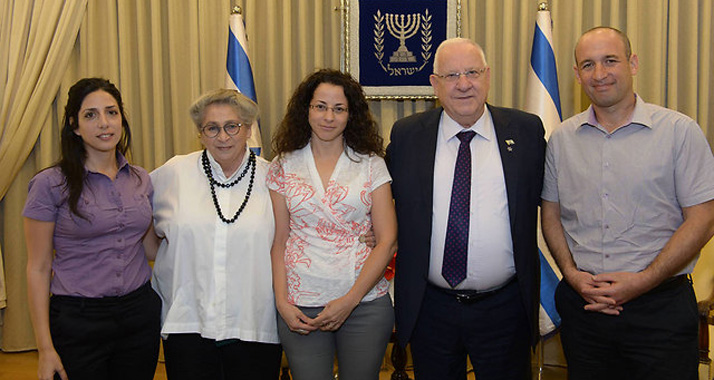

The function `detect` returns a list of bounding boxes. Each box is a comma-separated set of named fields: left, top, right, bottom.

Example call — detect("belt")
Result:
left=429, top=276, right=516, bottom=304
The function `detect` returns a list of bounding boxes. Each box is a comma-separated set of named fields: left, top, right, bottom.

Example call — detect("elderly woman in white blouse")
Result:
left=145, top=89, right=281, bottom=380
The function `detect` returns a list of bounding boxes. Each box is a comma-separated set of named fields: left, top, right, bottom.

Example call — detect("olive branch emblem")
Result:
left=374, top=10, right=385, bottom=62
left=421, top=9, right=432, bottom=63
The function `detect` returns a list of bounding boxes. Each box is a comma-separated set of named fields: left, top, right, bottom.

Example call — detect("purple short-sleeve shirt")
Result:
left=23, top=154, right=153, bottom=297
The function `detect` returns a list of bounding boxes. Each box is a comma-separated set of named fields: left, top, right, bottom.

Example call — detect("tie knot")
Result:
left=457, top=130, right=476, bottom=144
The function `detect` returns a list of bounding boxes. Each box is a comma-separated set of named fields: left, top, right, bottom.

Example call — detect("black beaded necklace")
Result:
left=201, top=149, right=256, bottom=224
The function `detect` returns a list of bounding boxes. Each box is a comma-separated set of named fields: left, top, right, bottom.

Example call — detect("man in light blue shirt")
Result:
left=541, top=26, right=714, bottom=380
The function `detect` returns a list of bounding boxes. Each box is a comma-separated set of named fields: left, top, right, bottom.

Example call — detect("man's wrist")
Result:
left=562, top=266, right=581, bottom=282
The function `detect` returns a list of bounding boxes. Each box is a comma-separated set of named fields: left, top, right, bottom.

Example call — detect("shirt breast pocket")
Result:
left=132, top=193, right=153, bottom=219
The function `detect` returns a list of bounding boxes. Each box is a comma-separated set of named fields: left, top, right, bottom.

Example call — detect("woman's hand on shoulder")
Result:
left=276, top=301, right=317, bottom=335
left=37, top=348, right=68, bottom=380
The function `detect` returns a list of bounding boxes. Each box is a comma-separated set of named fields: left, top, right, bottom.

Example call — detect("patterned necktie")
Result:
left=442, top=130, right=476, bottom=288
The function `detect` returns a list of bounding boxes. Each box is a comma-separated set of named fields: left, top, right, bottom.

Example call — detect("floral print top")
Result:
left=267, top=143, right=392, bottom=307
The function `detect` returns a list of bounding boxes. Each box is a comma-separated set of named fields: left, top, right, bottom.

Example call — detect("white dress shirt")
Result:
left=150, top=149, right=279, bottom=343
left=428, top=108, right=516, bottom=291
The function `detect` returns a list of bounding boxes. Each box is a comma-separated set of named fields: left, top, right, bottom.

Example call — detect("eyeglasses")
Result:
left=433, top=68, right=488, bottom=82
left=309, top=104, right=348, bottom=115
left=201, top=123, right=244, bottom=138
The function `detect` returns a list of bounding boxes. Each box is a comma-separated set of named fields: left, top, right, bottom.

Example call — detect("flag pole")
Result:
left=226, top=3, right=263, bottom=155
left=534, top=5, right=548, bottom=379
left=525, top=1, right=567, bottom=378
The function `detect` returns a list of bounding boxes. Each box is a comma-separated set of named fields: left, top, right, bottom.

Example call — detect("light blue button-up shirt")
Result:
left=542, top=95, right=714, bottom=275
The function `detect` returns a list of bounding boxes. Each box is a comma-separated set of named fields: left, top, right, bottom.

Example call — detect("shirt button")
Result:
left=117, top=207, right=124, bottom=212
left=604, top=225, right=610, bottom=229
left=115, top=273, right=121, bottom=277
left=118, top=223, right=125, bottom=228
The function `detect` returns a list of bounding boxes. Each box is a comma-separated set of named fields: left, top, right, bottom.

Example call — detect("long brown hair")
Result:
left=272, top=69, right=384, bottom=158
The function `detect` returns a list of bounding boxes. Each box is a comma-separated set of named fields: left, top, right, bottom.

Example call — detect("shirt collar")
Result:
left=442, top=105, right=494, bottom=142
left=579, top=94, right=653, bottom=132
left=116, top=152, right=130, bottom=171
left=84, top=151, right=130, bottom=175
left=205, top=146, right=250, bottom=182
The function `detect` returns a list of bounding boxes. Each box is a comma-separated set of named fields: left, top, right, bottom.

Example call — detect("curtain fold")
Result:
left=0, top=0, right=87, bottom=351
left=0, top=0, right=87, bottom=197
left=1, top=0, right=712, bottom=352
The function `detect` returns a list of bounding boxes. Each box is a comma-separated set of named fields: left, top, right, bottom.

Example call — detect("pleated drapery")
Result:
left=0, top=0, right=87, bottom=349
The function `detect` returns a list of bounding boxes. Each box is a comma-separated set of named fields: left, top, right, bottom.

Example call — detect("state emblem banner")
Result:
left=342, top=0, right=461, bottom=99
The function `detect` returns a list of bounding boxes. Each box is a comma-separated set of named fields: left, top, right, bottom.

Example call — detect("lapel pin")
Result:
left=505, top=139, right=515, bottom=151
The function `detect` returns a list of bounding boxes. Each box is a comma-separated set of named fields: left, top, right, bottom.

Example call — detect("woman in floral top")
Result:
left=268, top=69, right=397, bottom=380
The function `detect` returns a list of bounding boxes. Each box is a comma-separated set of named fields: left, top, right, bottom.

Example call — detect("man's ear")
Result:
left=429, top=75, right=439, bottom=97
left=629, top=54, right=639, bottom=76
left=573, top=65, right=582, bottom=85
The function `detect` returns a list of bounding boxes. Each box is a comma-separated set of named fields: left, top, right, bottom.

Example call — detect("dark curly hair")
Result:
left=58, top=77, right=133, bottom=219
left=272, top=69, right=384, bottom=158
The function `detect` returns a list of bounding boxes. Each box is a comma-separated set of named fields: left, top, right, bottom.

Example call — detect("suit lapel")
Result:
left=489, top=105, right=520, bottom=226
left=415, top=108, right=442, bottom=205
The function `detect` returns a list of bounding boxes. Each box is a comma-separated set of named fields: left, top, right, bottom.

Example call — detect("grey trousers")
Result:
left=278, top=294, right=394, bottom=380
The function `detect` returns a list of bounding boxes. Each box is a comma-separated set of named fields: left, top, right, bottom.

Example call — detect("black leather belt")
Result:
left=429, top=276, right=516, bottom=304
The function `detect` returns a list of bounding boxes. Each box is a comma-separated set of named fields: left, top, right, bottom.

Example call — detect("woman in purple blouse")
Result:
left=23, top=78, right=160, bottom=380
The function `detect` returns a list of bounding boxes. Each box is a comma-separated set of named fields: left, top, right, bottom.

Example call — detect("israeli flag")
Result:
left=524, top=6, right=563, bottom=337
left=226, top=10, right=262, bottom=156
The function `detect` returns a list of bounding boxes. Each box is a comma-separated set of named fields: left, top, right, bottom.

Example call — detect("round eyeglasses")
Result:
left=309, top=104, right=348, bottom=115
left=201, top=123, right=244, bottom=138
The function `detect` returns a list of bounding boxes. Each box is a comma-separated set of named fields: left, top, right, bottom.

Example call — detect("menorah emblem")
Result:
left=386, top=13, right=421, bottom=63
left=373, top=9, right=433, bottom=77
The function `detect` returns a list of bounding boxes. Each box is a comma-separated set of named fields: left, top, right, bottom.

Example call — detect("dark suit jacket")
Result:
left=386, top=105, right=546, bottom=348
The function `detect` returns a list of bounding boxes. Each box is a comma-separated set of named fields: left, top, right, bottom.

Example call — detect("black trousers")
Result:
left=410, top=279, right=531, bottom=380
left=556, top=276, right=698, bottom=380
left=50, top=282, right=161, bottom=380
left=163, top=333, right=282, bottom=380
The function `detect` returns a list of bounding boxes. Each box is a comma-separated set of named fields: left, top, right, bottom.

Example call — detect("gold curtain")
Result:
left=0, top=0, right=87, bottom=350
left=1, top=0, right=713, bottom=352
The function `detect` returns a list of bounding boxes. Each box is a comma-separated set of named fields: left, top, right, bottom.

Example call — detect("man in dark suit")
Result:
left=386, top=38, right=545, bottom=380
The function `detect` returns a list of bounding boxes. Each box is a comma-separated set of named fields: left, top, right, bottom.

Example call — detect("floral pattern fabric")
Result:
left=267, top=144, right=391, bottom=307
